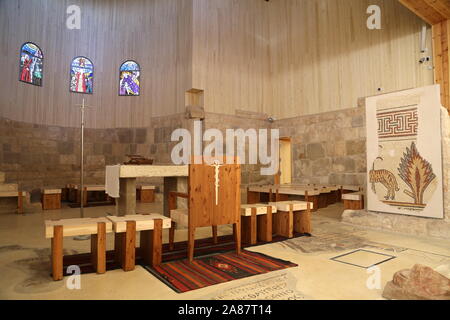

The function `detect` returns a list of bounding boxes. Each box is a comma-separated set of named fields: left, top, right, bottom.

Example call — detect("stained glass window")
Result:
left=19, top=42, right=43, bottom=86
left=70, top=56, right=94, bottom=94
left=119, top=60, right=140, bottom=96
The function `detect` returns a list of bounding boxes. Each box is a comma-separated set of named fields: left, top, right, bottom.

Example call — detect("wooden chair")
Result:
left=169, top=156, right=241, bottom=262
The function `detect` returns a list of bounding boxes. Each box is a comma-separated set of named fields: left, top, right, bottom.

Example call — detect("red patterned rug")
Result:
left=143, top=250, right=298, bottom=293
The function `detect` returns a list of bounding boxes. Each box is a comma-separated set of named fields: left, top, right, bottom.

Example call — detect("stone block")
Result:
left=59, top=154, right=77, bottom=165
left=311, top=158, right=331, bottom=176
left=382, top=264, right=450, bottom=300
left=346, top=139, right=366, bottom=155
left=57, top=142, right=74, bottom=155
left=332, top=157, right=355, bottom=173
left=135, top=128, right=147, bottom=144
left=306, top=143, right=325, bottom=160
left=117, top=128, right=133, bottom=144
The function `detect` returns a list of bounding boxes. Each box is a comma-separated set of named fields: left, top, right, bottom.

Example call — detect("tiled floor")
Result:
left=0, top=202, right=449, bottom=300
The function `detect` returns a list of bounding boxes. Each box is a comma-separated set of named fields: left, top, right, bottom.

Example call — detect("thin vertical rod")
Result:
left=80, top=99, right=85, bottom=218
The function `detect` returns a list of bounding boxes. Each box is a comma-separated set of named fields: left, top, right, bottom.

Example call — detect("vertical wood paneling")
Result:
left=192, top=0, right=434, bottom=118
left=0, top=0, right=192, bottom=128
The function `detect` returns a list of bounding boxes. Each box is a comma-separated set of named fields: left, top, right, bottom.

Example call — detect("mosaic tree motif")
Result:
left=19, top=42, right=43, bottom=86
left=119, top=60, right=140, bottom=96
left=398, top=142, right=436, bottom=205
left=70, top=56, right=94, bottom=94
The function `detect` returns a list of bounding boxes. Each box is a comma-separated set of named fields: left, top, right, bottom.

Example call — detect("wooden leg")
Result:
left=141, top=219, right=163, bottom=267
left=17, top=191, right=23, bottom=214
left=114, top=233, right=123, bottom=266
left=122, top=221, right=136, bottom=271
left=188, top=226, right=196, bottom=262
left=233, top=222, right=241, bottom=255
left=169, top=221, right=176, bottom=251
left=212, top=225, right=218, bottom=244
left=51, top=225, right=63, bottom=281
left=274, top=208, right=294, bottom=238
left=242, top=208, right=257, bottom=245
left=91, top=222, right=106, bottom=274
left=257, top=206, right=272, bottom=242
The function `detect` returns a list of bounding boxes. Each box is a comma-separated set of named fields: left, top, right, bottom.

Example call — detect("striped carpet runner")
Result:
left=144, top=250, right=297, bottom=293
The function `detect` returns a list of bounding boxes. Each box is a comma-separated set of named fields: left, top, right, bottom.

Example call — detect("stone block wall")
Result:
left=203, top=112, right=275, bottom=188
left=275, top=107, right=366, bottom=186
left=0, top=114, right=190, bottom=200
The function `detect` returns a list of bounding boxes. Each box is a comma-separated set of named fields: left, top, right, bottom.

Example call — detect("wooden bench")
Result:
left=240, top=204, right=277, bottom=245
left=136, top=185, right=155, bottom=203
left=247, top=185, right=321, bottom=212
left=42, top=189, right=62, bottom=210
left=342, top=192, right=364, bottom=210
left=107, top=214, right=171, bottom=271
left=269, top=201, right=313, bottom=238
left=44, top=218, right=113, bottom=280
left=0, top=191, right=24, bottom=214
left=68, top=185, right=110, bottom=205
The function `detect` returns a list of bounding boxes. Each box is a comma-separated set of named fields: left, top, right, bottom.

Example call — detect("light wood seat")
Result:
left=342, top=192, right=363, bottom=201
left=240, top=203, right=277, bottom=216
left=45, top=217, right=112, bottom=281
left=45, top=217, right=112, bottom=238
left=0, top=183, right=18, bottom=192
left=269, top=200, right=313, bottom=212
left=107, top=214, right=171, bottom=232
left=107, top=214, right=171, bottom=271
left=72, top=184, right=105, bottom=191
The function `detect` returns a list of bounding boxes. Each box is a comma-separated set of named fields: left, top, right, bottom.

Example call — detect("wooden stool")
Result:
left=270, top=201, right=313, bottom=238
left=44, top=218, right=112, bottom=281
left=0, top=191, right=24, bottom=214
left=342, top=192, right=364, bottom=210
left=107, top=214, right=171, bottom=271
left=240, top=204, right=276, bottom=245
left=137, top=185, right=155, bottom=203
left=42, top=189, right=62, bottom=210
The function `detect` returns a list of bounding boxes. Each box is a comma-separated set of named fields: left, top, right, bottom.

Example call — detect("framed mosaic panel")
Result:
left=366, top=85, right=444, bottom=218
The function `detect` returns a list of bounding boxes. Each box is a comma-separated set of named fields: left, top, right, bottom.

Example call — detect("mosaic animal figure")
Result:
left=369, top=157, right=399, bottom=200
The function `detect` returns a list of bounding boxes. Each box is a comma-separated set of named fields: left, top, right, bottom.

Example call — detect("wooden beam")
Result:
left=432, top=20, right=450, bottom=112
left=399, top=0, right=448, bottom=24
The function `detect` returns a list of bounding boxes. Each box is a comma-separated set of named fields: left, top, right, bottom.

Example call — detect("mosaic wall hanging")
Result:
left=366, top=85, right=444, bottom=218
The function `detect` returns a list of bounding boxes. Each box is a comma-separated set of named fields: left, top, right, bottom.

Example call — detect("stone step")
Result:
left=0, top=183, right=18, bottom=192
left=0, top=172, right=4, bottom=183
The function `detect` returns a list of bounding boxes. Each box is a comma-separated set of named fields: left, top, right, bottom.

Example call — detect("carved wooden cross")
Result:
left=210, top=160, right=223, bottom=205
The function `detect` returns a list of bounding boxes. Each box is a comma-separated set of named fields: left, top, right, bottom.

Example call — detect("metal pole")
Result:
left=80, top=99, right=85, bottom=218
left=74, top=99, right=89, bottom=241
